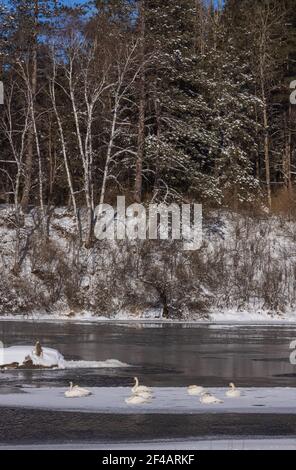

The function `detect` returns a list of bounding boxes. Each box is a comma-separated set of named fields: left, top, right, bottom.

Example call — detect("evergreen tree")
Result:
left=224, top=0, right=288, bottom=207
left=145, top=0, right=260, bottom=205
left=0, top=0, right=294, bottom=212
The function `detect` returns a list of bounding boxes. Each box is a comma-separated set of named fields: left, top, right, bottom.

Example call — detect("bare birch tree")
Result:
left=49, top=35, right=141, bottom=245
left=49, top=50, right=81, bottom=238
left=0, top=75, right=30, bottom=272
left=21, top=0, right=39, bottom=212
left=134, top=0, right=146, bottom=203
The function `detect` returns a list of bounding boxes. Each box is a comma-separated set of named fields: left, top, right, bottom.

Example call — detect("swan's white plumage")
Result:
left=126, top=377, right=154, bottom=404
left=64, top=382, right=92, bottom=398
left=133, top=390, right=153, bottom=400
left=132, top=377, right=152, bottom=394
left=200, top=392, right=223, bottom=404
left=125, top=395, right=151, bottom=405
left=187, top=385, right=204, bottom=396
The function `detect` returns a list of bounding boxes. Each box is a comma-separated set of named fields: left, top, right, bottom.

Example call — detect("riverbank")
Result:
left=2, top=205, right=296, bottom=321
left=0, top=309, right=296, bottom=323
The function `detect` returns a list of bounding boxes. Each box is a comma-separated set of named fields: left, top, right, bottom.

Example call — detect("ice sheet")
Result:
left=0, top=346, right=131, bottom=369
left=1, top=346, right=65, bottom=368
left=64, top=359, right=131, bottom=368
left=0, top=387, right=295, bottom=414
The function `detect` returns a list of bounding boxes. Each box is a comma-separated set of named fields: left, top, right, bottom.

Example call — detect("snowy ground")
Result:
left=0, top=387, right=295, bottom=415
left=209, top=309, right=296, bottom=323
left=1, top=312, right=296, bottom=324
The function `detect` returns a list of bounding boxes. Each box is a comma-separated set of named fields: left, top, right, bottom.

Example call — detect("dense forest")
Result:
left=1, top=0, right=296, bottom=319
left=1, top=0, right=296, bottom=217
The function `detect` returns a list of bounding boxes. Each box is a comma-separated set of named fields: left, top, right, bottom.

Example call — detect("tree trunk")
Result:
left=50, top=71, right=81, bottom=239
left=21, top=0, right=38, bottom=212
left=153, top=95, right=161, bottom=199
left=261, top=74, right=272, bottom=210
left=134, top=0, right=145, bottom=203
left=263, top=104, right=272, bottom=209
left=195, top=0, right=205, bottom=54
left=99, top=100, right=118, bottom=208
left=283, top=105, right=292, bottom=193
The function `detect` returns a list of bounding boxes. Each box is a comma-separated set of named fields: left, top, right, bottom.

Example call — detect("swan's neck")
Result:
left=231, top=383, right=235, bottom=390
left=132, top=377, right=139, bottom=392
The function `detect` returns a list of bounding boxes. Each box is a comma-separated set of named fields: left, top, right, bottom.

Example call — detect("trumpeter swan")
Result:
left=226, top=382, right=241, bottom=398
left=187, top=385, right=204, bottom=396
left=64, top=382, right=92, bottom=398
left=132, top=377, right=152, bottom=394
left=200, top=392, right=223, bottom=404
left=125, top=394, right=151, bottom=405
left=133, top=390, right=153, bottom=400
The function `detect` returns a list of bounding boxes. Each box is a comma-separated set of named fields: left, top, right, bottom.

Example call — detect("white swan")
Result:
left=64, top=382, right=92, bottom=398
left=132, top=377, right=152, bottom=394
left=200, top=392, right=223, bottom=404
left=133, top=390, right=154, bottom=400
left=187, top=385, right=205, bottom=396
left=125, top=394, right=151, bottom=405
left=226, top=382, right=241, bottom=398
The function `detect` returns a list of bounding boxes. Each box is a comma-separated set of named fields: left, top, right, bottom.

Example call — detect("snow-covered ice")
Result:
left=0, top=346, right=131, bottom=369
left=1, top=346, right=65, bottom=368
left=0, top=387, right=295, bottom=415
left=64, top=359, right=131, bottom=369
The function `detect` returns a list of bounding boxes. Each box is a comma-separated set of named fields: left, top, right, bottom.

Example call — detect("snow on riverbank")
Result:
left=0, top=309, right=296, bottom=323
left=209, top=308, right=296, bottom=323
left=0, top=387, right=295, bottom=415
left=3, top=206, right=296, bottom=321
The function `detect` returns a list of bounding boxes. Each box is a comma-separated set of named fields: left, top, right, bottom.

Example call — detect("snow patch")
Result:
left=0, top=346, right=131, bottom=369
left=1, top=346, right=65, bottom=368
left=64, top=359, right=131, bottom=369
left=209, top=308, right=296, bottom=323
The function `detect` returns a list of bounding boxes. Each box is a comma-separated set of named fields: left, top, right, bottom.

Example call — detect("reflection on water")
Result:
left=0, top=320, right=296, bottom=387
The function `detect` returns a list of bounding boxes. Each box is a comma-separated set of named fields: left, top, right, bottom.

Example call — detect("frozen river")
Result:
left=0, top=320, right=296, bottom=448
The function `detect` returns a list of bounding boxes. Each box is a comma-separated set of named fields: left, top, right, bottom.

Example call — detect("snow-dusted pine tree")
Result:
left=144, top=0, right=260, bottom=206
